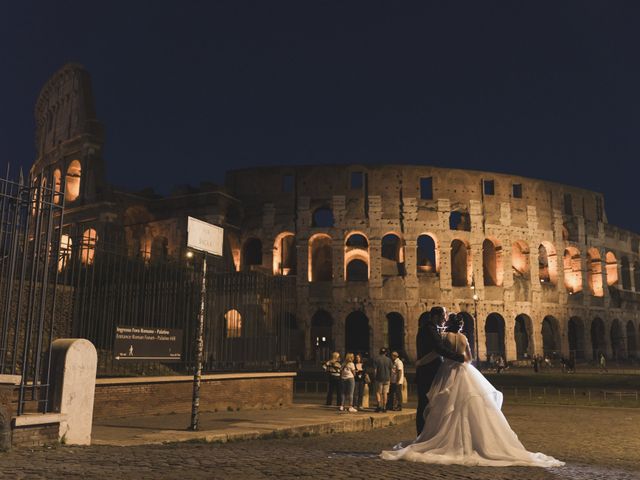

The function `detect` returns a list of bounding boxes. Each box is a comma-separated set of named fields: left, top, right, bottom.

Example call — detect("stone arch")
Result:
left=610, top=319, right=626, bottom=360
left=273, top=232, right=296, bottom=276
left=485, top=313, right=505, bottom=360
left=224, top=309, right=242, bottom=338
left=311, top=309, right=333, bottom=360
left=458, top=311, right=475, bottom=358
left=587, top=248, right=603, bottom=296
left=417, top=233, right=438, bottom=274
left=634, top=262, right=640, bottom=292
left=308, top=234, right=333, bottom=282
left=563, top=247, right=582, bottom=293
left=345, top=311, right=370, bottom=356
left=538, top=242, right=558, bottom=285
left=568, top=317, right=585, bottom=360
left=605, top=251, right=618, bottom=286
left=541, top=316, right=561, bottom=358
left=482, top=238, right=503, bottom=286
left=512, top=240, right=530, bottom=279
left=80, top=228, right=98, bottom=265
left=386, top=312, right=405, bottom=356
left=451, top=239, right=471, bottom=287
left=590, top=317, right=606, bottom=360
left=381, top=232, right=405, bottom=276
left=627, top=321, right=638, bottom=359
left=241, top=237, right=263, bottom=271
left=621, top=256, right=631, bottom=290
left=312, top=206, right=334, bottom=227
left=514, top=314, right=534, bottom=359
left=65, top=160, right=81, bottom=202
left=345, top=232, right=369, bottom=281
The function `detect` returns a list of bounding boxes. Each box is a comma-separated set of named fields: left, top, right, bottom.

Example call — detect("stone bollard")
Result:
left=50, top=339, right=97, bottom=445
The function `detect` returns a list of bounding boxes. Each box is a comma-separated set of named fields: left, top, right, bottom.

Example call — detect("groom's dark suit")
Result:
left=415, top=318, right=465, bottom=435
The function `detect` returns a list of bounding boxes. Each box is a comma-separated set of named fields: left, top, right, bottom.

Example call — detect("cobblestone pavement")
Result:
left=1, top=404, right=639, bottom=480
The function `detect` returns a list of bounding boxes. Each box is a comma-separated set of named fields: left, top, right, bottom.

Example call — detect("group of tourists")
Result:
left=323, top=348, right=405, bottom=413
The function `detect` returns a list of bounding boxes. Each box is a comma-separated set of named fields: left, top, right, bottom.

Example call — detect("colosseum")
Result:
left=29, top=64, right=640, bottom=365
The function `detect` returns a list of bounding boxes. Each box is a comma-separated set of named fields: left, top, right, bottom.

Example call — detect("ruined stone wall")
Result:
left=226, top=165, right=640, bottom=363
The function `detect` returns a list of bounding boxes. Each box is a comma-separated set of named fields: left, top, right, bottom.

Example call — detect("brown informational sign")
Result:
left=114, top=326, right=182, bottom=361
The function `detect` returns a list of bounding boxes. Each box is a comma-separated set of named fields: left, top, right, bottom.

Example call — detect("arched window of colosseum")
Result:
left=58, top=234, right=72, bottom=272
left=311, top=309, right=333, bottom=360
left=386, top=312, right=405, bottom=355
left=65, top=160, right=81, bottom=202
left=273, top=232, right=296, bottom=276
left=485, top=313, right=505, bottom=359
left=538, top=242, right=558, bottom=285
left=53, top=168, right=62, bottom=204
left=568, top=317, right=585, bottom=360
left=151, top=236, right=168, bottom=263
left=309, top=234, right=333, bottom=282
left=587, top=248, right=603, bottom=296
left=541, top=316, right=561, bottom=357
left=605, top=251, right=618, bottom=286
left=382, top=233, right=405, bottom=276
left=626, top=321, right=637, bottom=359
left=449, top=211, right=470, bottom=231
left=345, top=233, right=369, bottom=281
left=590, top=317, right=606, bottom=360
left=621, top=257, right=631, bottom=290
left=345, top=311, right=369, bottom=354
left=312, top=207, right=334, bottom=228
left=417, top=234, right=438, bottom=274
left=241, top=238, right=263, bottom=271
left=634, top=262, right=640, bottom=292
left=451, top=239, right=470, bottom=287
left=482, top=239, right=502, bottom=286
left=563, top=247, right=582, bottom=293
left=224, top=309, right=242, bottom=338
left=610, top=319, right=626, bottom=360
left=514, top=314, right=533, bottom=359
left=80, top=228, right=98, bottom=265
left=511, top=240, right=530, bottom=279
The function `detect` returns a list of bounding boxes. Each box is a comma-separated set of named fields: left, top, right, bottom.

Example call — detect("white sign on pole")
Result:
left=187, top=216, right=224, bottom=256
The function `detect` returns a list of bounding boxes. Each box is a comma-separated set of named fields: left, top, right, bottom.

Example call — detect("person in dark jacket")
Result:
left=415, top=306, right=465, bottom=435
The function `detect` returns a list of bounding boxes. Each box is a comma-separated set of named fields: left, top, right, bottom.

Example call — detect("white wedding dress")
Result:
left=381, top=332, right=564, bottom=467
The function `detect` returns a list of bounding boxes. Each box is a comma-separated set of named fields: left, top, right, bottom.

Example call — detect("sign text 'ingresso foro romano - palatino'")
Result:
left=114, top=326, right=183, bottom=361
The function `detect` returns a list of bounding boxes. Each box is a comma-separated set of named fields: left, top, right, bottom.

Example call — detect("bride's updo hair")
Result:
left=445, top=313, right=464, bottom=333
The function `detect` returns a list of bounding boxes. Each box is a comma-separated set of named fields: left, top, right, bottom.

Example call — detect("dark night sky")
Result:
left=2, top=2, right=640, bottom=230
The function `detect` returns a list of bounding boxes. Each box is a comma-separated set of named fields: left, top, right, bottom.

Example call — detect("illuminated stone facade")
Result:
left=29, top=64, right=640, bottom=364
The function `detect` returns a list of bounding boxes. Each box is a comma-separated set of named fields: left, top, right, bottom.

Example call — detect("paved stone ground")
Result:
left=1, top=404, right=638, bottom=480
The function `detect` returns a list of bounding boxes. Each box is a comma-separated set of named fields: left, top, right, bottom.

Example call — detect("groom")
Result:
left=415, top=306, right=466, bottom=435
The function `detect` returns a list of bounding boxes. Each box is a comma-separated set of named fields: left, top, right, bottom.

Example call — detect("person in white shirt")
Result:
left=339, top=353, right=358, bottom=413
left=388, top=351, right=404, bottom=411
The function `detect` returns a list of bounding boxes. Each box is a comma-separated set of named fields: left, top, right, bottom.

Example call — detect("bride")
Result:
left=381, top=313, right=564, bottom=467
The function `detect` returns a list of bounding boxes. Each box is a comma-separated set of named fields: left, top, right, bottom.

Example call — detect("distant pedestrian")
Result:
left=353, top=354, right=366, bottom=410
left=533, top=355, right=539, bottom=373
left=339, top=353, right=357, bottom=412
left=599, top=353, right=608, bottom=373
left=373, top=347, right=393, bottom=412
left=387, top=351, right=404, bottom=411
left=496, top=355, right=505, bottom=374
left=323, top=351, right=342, bottom=406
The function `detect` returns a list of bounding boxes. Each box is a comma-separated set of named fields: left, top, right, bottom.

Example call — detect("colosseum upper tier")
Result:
left=226, top=164, right=640, bottom=363
left=28, top=64, right=640, bottom=365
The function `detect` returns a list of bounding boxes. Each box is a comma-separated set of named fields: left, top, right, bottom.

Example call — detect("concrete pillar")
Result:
left=0, top=375, right=20, bottom=451
left=50, top=339, right=97, bottom=446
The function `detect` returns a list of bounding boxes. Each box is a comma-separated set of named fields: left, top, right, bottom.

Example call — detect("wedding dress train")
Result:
left=381, top=335, right=564, bottom=467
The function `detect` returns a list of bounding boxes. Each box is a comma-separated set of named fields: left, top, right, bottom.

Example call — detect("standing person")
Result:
left=373, top=347, right=393, bottom=412
left=388, top=351, right=404, bottom=411
left=414, top=307, right=465, bottom=435
left=599, top=353, right=608, bottom=373
left=323, top=351, right=342, bottom=406
left=340, top=353, right=357, bottom=412
left=532, top=355, right=539, bottom=373
left=353, top=353, right=366, bottom=410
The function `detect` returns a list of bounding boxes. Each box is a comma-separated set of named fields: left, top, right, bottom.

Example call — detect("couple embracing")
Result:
left=381, top=306, right=564, bottom=467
